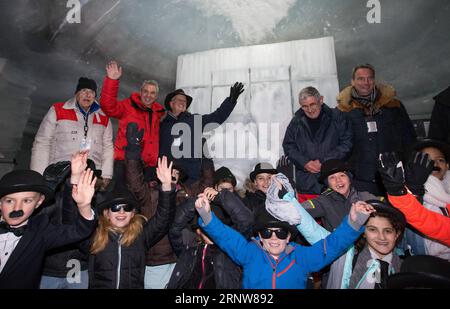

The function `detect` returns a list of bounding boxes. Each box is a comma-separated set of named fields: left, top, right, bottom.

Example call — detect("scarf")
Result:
left=351, top=87, right=379, bottom=116
left=265, top=173, right=302, bottom=225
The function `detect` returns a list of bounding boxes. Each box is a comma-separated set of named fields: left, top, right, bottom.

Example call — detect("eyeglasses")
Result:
left=109, top=204, right=135, bottom=212
left=300, top=102, right=320, bottom=112
left=260, top=228, right=289, bottom=240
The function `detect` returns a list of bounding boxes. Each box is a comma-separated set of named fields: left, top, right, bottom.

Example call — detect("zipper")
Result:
left=116, top=236, right=122, bottom=289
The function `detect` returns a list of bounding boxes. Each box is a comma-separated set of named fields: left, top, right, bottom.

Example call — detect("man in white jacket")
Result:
left=30, top=77, right=114, bottom=189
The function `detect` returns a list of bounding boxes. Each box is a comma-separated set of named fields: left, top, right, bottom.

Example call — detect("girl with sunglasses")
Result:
left=87, top=156, right=176, bottom=289
left=194, top=191, right=375, bottom=289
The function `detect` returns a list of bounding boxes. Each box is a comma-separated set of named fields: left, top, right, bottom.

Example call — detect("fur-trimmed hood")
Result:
left=337, top=84, right=401, bottom=112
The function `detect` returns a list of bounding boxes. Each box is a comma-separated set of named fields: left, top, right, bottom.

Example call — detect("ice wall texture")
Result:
left=176, top=37, right=339, bottom=186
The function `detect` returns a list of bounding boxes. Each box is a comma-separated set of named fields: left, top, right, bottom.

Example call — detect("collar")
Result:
left=0, top=221, right=27, bottom=237
left=368, top=246, right=393, bottom=264
left=76, top=101, right=100, bottom=117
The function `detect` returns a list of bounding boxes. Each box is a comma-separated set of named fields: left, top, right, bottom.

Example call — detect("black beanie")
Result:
left=75, top=77, right=97, bottom=94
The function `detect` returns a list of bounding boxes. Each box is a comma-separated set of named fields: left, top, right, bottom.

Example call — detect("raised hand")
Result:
left=72, top=168, right=97, bottom=209
left=203, top=187, right=219, bottom=201
left=156, top=156, right=173, bottom=191
left=70, top=151, right=88, bottom=185
left=229, top=82, right=245, bottom=103
left=106, top=61, right=122, bottom=80
left=350, top=201, right=375, bottom=223
left=404, top=151, right=434, bottom=196
left=195, top=194, right=211, bottom=214
left=378, top=152, right=407, bottom=196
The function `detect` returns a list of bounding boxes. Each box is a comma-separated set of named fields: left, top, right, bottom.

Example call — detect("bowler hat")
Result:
left=0, top=170, right=54, bottom=205
left=214, top=166, right=237, bottom=187
left=96, top=187, right=139, bottom=214
left=319, top=159, right=353, bottom=183
left=388, top=255, right=450, bottom=288
left=412, top=139, right=450, bottom=163
left=250, top=163, right=277, bottom=182
left=253, top=206, right=297, bottom=236
left=164, top=89, right=193, bottom=111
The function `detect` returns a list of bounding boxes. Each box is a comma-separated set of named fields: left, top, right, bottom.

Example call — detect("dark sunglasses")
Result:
left=260, top=228, right=289, bottom=240
left=109, top=204, right=135, bottom=212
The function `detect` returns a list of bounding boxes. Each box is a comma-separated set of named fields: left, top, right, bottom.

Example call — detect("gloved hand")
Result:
left=229, top=82, right=244, bottom=103
left=404, top=151, right=434, bottom=197
left=378, top=152, right=407, bottom=196
left=43, top=161, right=71, bottom=191
left=277, top=155, right=290, bottom=168
left=125, top=122, right=144, bottom=160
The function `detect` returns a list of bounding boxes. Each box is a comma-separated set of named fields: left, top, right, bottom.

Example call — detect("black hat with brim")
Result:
left=214, top=166, right=237, bottom=187
left=319, top=159, right=353, bottom=183
left=0, top=170, right=54, bottom=205
left=253, top=206, right=297, bottom=236
left=250, top=163, right=277, bottom=182
left=164, top=89, right=193, bottom=111
left=388, top=255, right=450, bottom=289
left=96, top=188, right=139, bottom=214
left=412, top=139, right=450, bottom=163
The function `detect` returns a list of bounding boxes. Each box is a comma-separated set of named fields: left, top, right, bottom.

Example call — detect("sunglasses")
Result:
left=109, top=204, right=135, bottom=212
left=260, top=228, right=289, bottom=240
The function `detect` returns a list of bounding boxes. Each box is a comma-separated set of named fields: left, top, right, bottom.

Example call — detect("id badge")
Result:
left=367, top=121, right=378, bottom=133
left=172, top=137, right=181, bottom=147
left=80, top=138, right=92, bottom=151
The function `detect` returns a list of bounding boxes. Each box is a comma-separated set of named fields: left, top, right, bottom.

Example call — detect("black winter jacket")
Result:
left=429, top=86, right=450, bottom=143
left=167, top=190, right=253, bottom=289
left=337, top=85, right=416, bottom=195
left=88, top=188, right=175, bottom=289
left=159, top=97, right=237, bottom=183
left=283, top=104, right=353, bottom=194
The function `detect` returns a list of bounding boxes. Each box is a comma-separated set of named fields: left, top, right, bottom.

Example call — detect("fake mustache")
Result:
left=9, top=210, right=24, bottom=218
left=433, top=166, right=442, bottom=172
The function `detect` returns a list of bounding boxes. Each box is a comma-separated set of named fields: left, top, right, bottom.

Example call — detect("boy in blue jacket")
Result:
left=195, top=190, right=374, bottom=289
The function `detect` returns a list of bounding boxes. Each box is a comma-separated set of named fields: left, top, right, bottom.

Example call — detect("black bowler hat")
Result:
left=250, top=163, right=277, bottom=182
left=96, top=187, right=139, bottom=214
left=164, top=89, right=193, bottom=111
left=75, top=77, right=97, bottom=95
left=412, top=139, right=450, bottom=163
left=214, top=166, right=237, bottom=187
left=253, top=206, right=298, bottom=237
left=0, top=170, right=54, bottom=205
left=388, top=255, right=450, bottom=289
left=319, top=159, right=353, bottom=183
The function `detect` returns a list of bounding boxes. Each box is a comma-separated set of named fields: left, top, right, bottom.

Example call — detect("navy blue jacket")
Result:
left=159, top=97, right=237, bottom=182
left=282, top=104, right=353, bottom=194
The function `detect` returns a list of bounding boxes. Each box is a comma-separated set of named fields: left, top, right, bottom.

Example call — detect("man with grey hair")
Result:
left=283, top=86, right=353, bottom=199
left=100, top=61, right=166, bottom=187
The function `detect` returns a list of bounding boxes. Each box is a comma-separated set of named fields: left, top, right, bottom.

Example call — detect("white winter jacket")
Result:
left=30, top=97, right=114, bottom=179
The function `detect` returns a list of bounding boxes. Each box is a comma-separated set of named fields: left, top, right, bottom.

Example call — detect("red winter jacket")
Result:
left=388, top=193, right=450, bottom=247
left=100, top=77, right=166, bottom=167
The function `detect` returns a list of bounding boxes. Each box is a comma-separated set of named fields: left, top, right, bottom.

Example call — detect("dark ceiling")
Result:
left=0, top=0, right=449, bottom=169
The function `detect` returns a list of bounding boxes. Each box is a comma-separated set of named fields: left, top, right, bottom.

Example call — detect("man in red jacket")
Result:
left=100, top=61, right=166, bottom=188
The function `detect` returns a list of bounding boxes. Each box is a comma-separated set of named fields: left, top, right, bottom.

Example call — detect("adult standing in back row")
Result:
left=283, top=86, right=353, bottom=200
left=100, top=61, right=166, bottom=188
left=337, top=64, right=416, bottom=196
